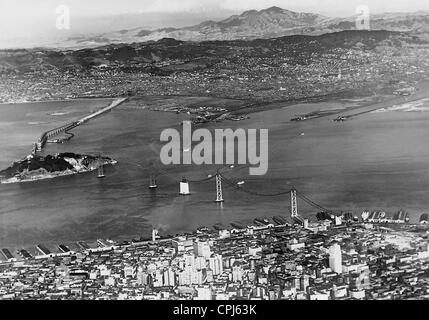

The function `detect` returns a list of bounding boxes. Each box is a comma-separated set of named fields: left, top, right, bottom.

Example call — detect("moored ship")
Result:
left=230, top=222, right=245, bottom=229
left=272, top=216, right=288, bottom=225
left=254, top=217, right=271, bottom=226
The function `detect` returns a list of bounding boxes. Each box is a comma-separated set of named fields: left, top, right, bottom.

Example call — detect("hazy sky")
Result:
left=1, top=0, right=428, bottom=20
left=0, top=0, right=428, bottom=47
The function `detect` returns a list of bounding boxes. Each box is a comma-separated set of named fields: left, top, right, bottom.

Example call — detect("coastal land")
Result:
left=0, top=153, right=116, bottom=184
left=0, top=98, right=127, bottom=184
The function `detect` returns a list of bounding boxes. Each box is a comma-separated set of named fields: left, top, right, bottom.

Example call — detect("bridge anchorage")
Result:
left=179, top=178, right=191, bottom=195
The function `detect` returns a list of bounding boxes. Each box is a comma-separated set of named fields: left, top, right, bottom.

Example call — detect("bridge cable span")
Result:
left=295, top=190, right=338, bottom=214
left=219, top=173, right=293, bottom=197
left=110, top=159, right=338, bottom=214
left=220, top=173, right=338, bottom=214
left=187, top=175, right=217, bottom=183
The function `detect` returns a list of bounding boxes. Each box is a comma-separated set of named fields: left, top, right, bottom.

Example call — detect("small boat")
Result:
left=291, top=116, right=307, bottom=122
left=333, top=116, right=348, bottom=122
left=237, top=181, right=245, bottom=186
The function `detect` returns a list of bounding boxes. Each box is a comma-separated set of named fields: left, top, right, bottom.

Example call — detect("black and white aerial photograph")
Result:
left=1, top=0, right=429, bottom=309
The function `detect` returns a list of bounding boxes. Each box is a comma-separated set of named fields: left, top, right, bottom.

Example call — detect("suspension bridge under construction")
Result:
left=96, top=159, right=340, bottom=228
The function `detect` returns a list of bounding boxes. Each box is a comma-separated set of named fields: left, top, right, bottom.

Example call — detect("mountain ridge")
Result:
left=61, top=7, right=429, bottom=49
left=1, top=30, right=422, bottom=75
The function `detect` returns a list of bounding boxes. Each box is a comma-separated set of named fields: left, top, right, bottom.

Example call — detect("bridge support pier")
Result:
left=290, top=189, right=298, bottom=218
left=215, top=173, right=224, bottom=203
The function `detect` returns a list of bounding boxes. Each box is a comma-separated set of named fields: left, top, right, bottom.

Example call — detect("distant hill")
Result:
left=62, top=7, right=429, bottom=49
left=1, top=30, right=424, bottom=75
left=316, top=11, right=429, bottom=34
left=181, top=6, right=328, bottom=39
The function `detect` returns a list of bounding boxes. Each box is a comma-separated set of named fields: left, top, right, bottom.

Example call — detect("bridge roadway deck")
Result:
left=35, top=97, right=128, bottom=152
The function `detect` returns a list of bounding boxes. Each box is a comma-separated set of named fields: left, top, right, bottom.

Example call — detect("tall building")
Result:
left=184, top=254, right=195, bottom=269
left=136, top=266, right=145, bottom=285
left=195, top=256, right=207, bottom=270
left=154, top=272, right=164, bottom=287
left=163, top=268, right=176, bottom=287
left=232, top=266, right=244, bottom=282
left=178, top=269, right=192, bottom=286
left=300, top=275, right=310, bottom=292
left=329, top=243, right=343, bottom=274
left=208, top=254, right=223, bottom=275
left=123, top=265, right=135, bottom=278
left=191, top=269, right=204, bottom=285
left=194, top=241, right=212, bottom=259
left=206, top=269, right=214, bottom=283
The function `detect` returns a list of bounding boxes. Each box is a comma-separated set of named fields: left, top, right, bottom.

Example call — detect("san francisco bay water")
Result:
left=1, top=96, right=429, bottom=248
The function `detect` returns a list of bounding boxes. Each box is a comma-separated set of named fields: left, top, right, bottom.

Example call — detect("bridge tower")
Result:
left=290, top=189, right=298, bottom=218
left=97, top=155, right=105, bottom=179
left=149, top=175, right=158, bottom=189
left=215, top=173, right=224, bottom=203
left=97, top=164, right=105, bottom=178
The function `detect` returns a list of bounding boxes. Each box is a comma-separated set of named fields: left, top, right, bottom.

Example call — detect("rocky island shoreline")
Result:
left=0, top=153, right=117, bottom=184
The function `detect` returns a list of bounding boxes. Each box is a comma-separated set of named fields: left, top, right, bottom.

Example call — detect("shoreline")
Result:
left=0, top=153, right=118, bottom=185
left=0, top=96, right=116, bottom=106
left=1, top=168, right=88, bottom=185
left=1, top=219, right=427, bottom=264
left=242, top=80, right=429, bottom=120
left=0, top=97, right=127, bottom=184
left=2, top=78, right=428, bottom=121
left=0, top=160, right=118, bottom=185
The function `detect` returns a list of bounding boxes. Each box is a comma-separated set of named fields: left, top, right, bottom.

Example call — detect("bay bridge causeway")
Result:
left=34, top=97, right=128, bottom=153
